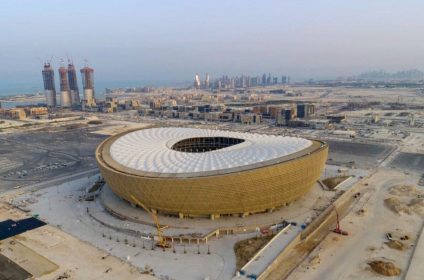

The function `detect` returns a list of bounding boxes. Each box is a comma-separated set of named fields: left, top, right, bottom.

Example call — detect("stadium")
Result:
left=96, top=127, right=328, bottom=218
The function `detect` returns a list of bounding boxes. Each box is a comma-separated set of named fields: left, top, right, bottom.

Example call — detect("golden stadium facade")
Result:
left=96, top=127, right=328, bottom=218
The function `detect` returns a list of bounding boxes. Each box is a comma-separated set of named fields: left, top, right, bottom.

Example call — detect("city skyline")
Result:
left=1, top=0, right=424, bottom=92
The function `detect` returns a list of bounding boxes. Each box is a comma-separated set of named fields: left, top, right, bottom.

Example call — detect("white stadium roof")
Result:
left=109, top=127, right=312, bottom=175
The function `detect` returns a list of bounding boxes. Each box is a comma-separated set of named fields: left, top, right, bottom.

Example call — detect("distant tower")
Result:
left=194, top=74, right=201, bottom=89
left=262, top=73, right=267, bottom=85
left=42, top=62, right=57, bottom=108
left=80, top=64, right=96, bottom=108
left=204, top=73, right=210, bottom=88
left=67, top=61, right=80, bottom=106
left=267, top=73, right=271, bottom=85
left=58, top=63, right=72, bottom=108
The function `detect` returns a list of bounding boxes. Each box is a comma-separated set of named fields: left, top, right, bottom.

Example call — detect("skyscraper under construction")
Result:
left=194, top=74, right=201, bottom=89
left=58, top=64, right=72, bottom=108
left=42, top=63, right=57, bottom=108
left=80, top=65, right=96, bottom=108
left=67, top=61, right=80, bottom=106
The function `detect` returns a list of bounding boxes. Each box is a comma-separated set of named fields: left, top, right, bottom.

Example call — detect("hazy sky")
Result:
left=1, top=0, right=424, bottom=89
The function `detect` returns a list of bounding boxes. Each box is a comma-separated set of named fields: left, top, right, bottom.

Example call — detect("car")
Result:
left=386, top=232, right=393, bottom=241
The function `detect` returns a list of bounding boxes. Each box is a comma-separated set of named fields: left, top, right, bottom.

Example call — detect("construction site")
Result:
left=0, top=84, right=424, bottom=280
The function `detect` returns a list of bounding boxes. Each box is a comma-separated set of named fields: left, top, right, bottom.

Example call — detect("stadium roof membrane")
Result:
left=109, top=127, right=312, bottom=175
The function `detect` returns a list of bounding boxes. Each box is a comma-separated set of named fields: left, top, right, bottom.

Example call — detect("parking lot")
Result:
left=390, top=152, right=424, bottom=174
left=0, top=125, right=107, bottom=191
left=326, top=140, right=394, bottom=168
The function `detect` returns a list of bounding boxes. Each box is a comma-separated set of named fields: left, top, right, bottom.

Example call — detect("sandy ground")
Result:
left=12, top=175, right=240, bottom=280
left=8, top=163, right=359, bottom=280
left=287, top=168, right=423, bottom=280
left=0, top=202, right=158, bottom=280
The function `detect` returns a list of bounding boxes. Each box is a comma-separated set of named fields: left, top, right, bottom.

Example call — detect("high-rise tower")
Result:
left=267, top=73, right=271, bottom=85
left=261, top=73, right=267, bottom=85
left=58, top=64, right=71, bottom=108
left=204, top=73, right=210, bottom=88
left=67, top=61, right=80, bottom=106
left=194, top=74, right=201, bottom=89
left=42, top=63, right=57, bottom=108
left=80, top=65, right=95, bottom=108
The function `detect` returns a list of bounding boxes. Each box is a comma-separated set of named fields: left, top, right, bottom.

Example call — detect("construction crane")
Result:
left=130, top=194, right=169, bottom=248
left=333, top=205, right=348, bottom=236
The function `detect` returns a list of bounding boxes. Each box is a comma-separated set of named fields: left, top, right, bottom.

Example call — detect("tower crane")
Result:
left=130, top=194, right=170, bottom=248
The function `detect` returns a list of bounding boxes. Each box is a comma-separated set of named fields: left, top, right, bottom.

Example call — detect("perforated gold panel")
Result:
left=96, top=129, right=328, bottom=216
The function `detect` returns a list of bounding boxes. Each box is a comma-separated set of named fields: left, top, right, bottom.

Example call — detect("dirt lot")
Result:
left=0, top=253, right=32, bottom=280
left=234, top=234, right=275, bottom=270
left=0, top=202, right=158, bottom=280
left=322, top=176, right=350, bottom=190
left=287, top=169, right=422, bottom=280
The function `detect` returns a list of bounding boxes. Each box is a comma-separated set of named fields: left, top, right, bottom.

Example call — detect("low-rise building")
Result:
left=104, top=97, right=118, bottom=113
left=205, top=112, right=221, bottom=122
left=8, top=108, right=27, bottom=120
left=308, top=119, right=330, bottom=129
left=240, top=113, right=262, bottom=125
left=29, top=107, right=48, bottom=116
